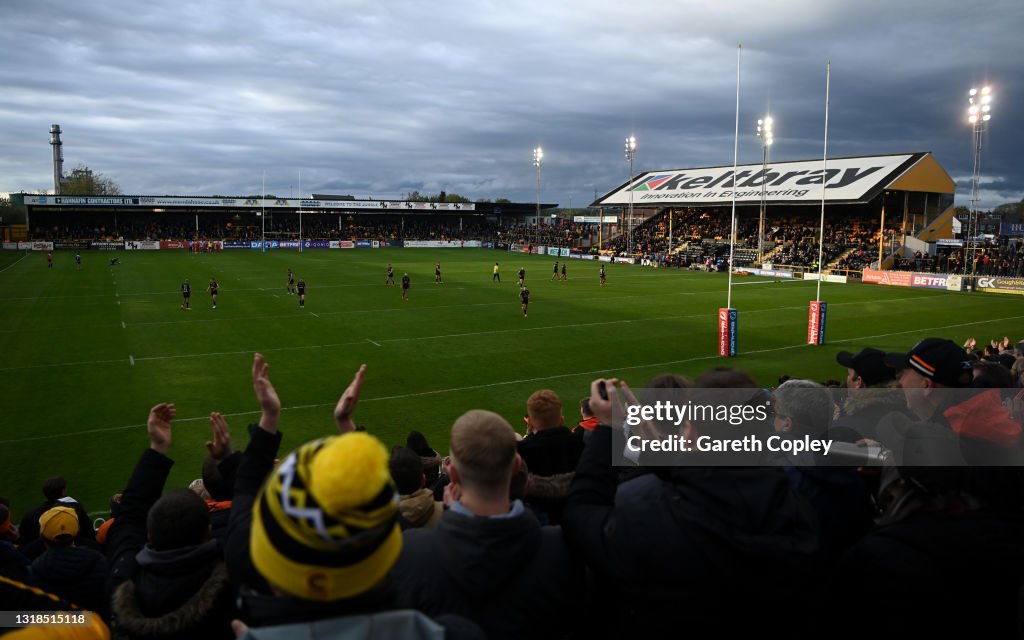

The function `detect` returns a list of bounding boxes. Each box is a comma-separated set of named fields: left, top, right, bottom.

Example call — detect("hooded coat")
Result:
left=389, top=502, right=582, bottom=640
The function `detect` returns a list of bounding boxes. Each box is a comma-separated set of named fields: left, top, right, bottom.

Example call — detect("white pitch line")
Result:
left=0, top=295, right=985, bottom=372
left=7, top=312, right=1023, bottom=445
left=310, top=312, right=320, bottom=318
left=129, top=355, right=135, bottom=366
left=366, top=338, right=381, bottom=347
left=0, top=252, right=30, bottom=273
left=121, top=321, right=126, bottom=329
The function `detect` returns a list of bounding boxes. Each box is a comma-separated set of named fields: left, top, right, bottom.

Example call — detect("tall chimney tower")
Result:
left=50, top=124, right=64, bottom=194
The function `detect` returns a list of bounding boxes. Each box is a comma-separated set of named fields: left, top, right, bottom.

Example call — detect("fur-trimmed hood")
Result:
left=112, top=561, right=232, bottom=639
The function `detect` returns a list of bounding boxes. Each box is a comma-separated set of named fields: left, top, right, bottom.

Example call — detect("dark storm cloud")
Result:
left=0, top=0, right=1020, bottom=209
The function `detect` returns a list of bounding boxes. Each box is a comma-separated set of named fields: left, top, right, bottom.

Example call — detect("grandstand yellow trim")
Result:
left=886, top=153, right=955, bottom=194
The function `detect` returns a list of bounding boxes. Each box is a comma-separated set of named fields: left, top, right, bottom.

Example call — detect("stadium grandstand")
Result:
left=592, top=152, right=962, bottom=274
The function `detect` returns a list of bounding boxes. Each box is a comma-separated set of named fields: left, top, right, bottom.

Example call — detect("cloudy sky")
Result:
left=1, top=0, right=1020, bottom=210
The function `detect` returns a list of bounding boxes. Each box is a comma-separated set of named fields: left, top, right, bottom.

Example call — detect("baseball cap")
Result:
left=836, top=348, right=896, bottom=386
left=883, top=338, right=973, bottom=387
left=39, top=506, right=79, bottom=541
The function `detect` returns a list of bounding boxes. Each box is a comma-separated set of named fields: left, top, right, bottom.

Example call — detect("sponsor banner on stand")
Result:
left=824, top=274, right=848, bottom=284
left=533, top=245, right=545, bottom=254
left=223, top=240, right=251, bottom=249
left=1000, top=223, right=1024, bottom=237
left=54, top=241, right=91, bottom=250
left=402, top=240, right=469, bottom=248
left=90, top=241, right=123, bottom=250
left=160, top=240, right=188, bottom=250
left=734, top=267, right=795, bottom=279
left=612, top=257, right=636, bottom=264
left=302, top=240, right=331, bottom=249
left=546, top=246, right=560, bottom=256
left=356, top=240, right=374, bottom=248
left=2, top=242, right=18, bottom=250
left=862, top=269, right=912, bottom=287
left=278, top=240, right=299, bottom=249
left=559, top=248, right=570, bottom=257
left=598, top=255, right=613, bottom=263
left=910, top=273, right=948, bottom=289
left=124, top=240, right=160, bottom=250
left=946, top=275, right=963, bottom=291
left=976, top=276, right=1024, bottom=293
left=32, top=242, right=55, bottom=251
left=332, top=241, right=355, bottom=249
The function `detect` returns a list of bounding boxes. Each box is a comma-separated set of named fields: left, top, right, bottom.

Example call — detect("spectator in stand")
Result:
left=0, top=574, right=112, bottom=639
left=878, top=338, right=1024, bottom=505
left=390, top=447, right=444, bottom=529
left=771, top=380, right=874, bottom=556
left=573, top=397, right=600, bottom=437
left=390, top=409, right=583, bottom=640
left=201, top=412, right=241, bottom=543
left=565, top=374, right=818, bottom=637
left=406, top=430, right=443, bottom=487
left=517, top=390, right=584, bottom=524
left=105, top=403, right=235, bottom=640
left=223, top=357, right=480, bottom=639
left=834, top=435, right=1024, bottom=635
left=27, top=506, right=108, bottom=615
left=18, top=476, right=95, bottom=554
left=830, top=348, right=909, bottom=443
left=0, top=501, right=31, bottom=581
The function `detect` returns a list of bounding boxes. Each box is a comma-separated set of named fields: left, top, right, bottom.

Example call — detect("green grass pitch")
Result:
left=1, top=247, right=1021, bottom=520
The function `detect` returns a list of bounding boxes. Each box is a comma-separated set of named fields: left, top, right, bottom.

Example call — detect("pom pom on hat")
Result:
left=250, top=432, right=401, bottom=601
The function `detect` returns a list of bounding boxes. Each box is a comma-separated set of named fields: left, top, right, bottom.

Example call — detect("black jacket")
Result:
left=389, top=504, right=582, bottom=640
left=835, top=509, right=1024, bottom=637
left=517, top=426, right=584, bottom=477
left=28, top=545, right=108, bottom=614
left=518, top=427, right=584, bottom=524
left=225, top=424, right=282, bottom=596
left=564, top=423, right=820, bottom=637
left=105, top=448, right=234, bottom=639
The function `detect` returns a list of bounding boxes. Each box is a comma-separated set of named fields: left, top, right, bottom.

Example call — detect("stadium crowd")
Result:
left=28, top=216, right=599, bottom=249
left=4, top=331, right=1024, bottom=638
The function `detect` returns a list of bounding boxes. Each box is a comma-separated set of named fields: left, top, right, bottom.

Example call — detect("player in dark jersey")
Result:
left=434, top=262, right=442, bottom=284
left=75, top=253, right=81, bottom=270
left=47, top=252, right=53, bottom=269
left=181, top=279, right=191, bottom=310
left=551, top=261, right=559, bottom=280
left=518, top=267, right=526, bottom=288
left=401, top=273, right=411, bottom=301
left=207, top=277, right=219, bottom=309
left=386, top=263, right=395, bottom=285
left=561, top=262, right=567, bottom=281
left=297, top=278, right=306, bottom=308
left=520, top=286, right=530, bottom=318
left=287, top=269, right=296, bottom=295
left=599, top=265, right=606, bottom=287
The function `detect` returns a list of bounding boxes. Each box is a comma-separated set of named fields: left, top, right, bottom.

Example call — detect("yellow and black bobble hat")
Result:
left=251, top=432, right=402, bottom=601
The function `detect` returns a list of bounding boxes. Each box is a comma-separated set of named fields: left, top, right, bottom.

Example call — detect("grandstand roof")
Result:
left=592, top=152, right=954, bottom=208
